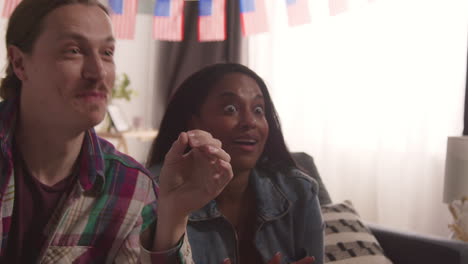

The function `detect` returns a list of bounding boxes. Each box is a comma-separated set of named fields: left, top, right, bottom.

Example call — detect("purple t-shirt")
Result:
left=5, top=147, right=77, bottom=263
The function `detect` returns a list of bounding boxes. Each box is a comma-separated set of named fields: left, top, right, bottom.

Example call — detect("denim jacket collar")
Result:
left=188, top=168, right=291, bottom=222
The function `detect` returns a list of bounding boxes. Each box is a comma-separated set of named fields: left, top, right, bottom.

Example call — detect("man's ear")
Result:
left=8, top=45, right=28, bottom=81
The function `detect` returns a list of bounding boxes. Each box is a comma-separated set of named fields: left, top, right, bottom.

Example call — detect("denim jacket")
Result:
left=149, top=165, right=324, bottom=264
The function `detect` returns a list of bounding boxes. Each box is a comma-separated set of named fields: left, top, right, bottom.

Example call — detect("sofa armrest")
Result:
left=368, top=223, right=468, bottom=264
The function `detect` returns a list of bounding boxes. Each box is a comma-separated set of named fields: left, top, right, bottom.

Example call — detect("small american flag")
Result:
left=154, top=0, right=185, bottom=41
left=2, top=0, right=21, bottom=18
left=109, top=0, right=138, bottom=39
left=286, top=0, right=310, bottom=27
left=239, top=0, right=269, bottom=36
left=198, top=0, right=226, bottom=42
left=329, top=0, right=349, bottom=16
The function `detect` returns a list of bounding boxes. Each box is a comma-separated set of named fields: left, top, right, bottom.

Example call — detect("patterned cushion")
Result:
left=322, top=201, right=393, bottom=264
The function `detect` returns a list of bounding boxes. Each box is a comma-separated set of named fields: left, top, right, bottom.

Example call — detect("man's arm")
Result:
left=114, top=130, right=233, bottom=263
left=113, top=182, right=193, bottom=264
left=152, top=131, right=233, bottom=251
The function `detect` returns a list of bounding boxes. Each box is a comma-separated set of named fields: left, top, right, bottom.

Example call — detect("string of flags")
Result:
left=1, top=0, right=376, bottom=41
left=109, top=0, right=138, bottom=39
left=1, top=0, right=21, bottom=17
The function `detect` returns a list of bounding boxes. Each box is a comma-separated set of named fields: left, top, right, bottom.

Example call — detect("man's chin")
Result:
left=79, top=111, right=107, bottom=131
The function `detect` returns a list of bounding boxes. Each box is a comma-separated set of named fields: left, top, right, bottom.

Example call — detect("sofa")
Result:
left=291, top=152, right=468, bottom=264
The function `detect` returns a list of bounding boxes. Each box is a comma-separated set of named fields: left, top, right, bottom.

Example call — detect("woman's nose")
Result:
left=239, top=111, right=257, bottom=129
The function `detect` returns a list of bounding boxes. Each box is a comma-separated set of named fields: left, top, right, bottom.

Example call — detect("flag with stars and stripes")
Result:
left=198, top=0, right=226, bottom=42
left=109, top=0, right=138, bottom=39
left=239, top=0, right=269, bottom=36
left=154, top=0, right=185, bottom=41
left=2, top=0, right=22, bottom=18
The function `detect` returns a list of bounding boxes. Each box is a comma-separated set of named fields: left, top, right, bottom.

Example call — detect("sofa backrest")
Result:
left=291, top=152, right=332, bottom=205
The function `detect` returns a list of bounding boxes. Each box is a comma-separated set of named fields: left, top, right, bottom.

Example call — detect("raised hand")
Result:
left=158, top=130, right=233, bottom=213
left=154, top=130, right=233, bottom=251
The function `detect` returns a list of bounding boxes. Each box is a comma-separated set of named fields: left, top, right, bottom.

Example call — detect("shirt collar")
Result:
left=0, top=96, right=18, bottom=158
left=77, top=129, right=106, bottom=193
left=0, top=95, right=106, bottom=193
left=0, top=96, right=18, bottom=197
left=188, top=168, right=290, bottom=221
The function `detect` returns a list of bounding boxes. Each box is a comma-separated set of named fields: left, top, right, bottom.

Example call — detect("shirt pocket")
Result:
left=40, top=246, right=91, bottom=264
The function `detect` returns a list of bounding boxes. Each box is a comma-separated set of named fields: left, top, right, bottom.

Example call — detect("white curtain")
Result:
left=248, top=0, right=468, bottom=237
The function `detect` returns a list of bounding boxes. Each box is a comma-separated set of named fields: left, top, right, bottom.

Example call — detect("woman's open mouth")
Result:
left=233, top=138, right=258, bottom=152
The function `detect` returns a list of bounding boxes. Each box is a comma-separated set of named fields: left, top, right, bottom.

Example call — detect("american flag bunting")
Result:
left=109, top=0, right=138, bottom=39
left=2, top=0, right=21, bottom=18
left=154, top=0, right=185, bottom=41
left=329, top=0, right=349, bottom=16
left=239, top=0, right=269, bottom=36
left=198, top=0, right=226, bottom=42
left=286, top=0, right=311, bottom=27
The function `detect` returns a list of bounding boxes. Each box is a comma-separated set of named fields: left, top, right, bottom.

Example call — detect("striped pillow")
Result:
left=322, top=201, right=393, bottom=264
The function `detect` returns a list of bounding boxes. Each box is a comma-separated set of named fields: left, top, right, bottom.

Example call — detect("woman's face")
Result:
left=191, top=72, right=269, bottom=173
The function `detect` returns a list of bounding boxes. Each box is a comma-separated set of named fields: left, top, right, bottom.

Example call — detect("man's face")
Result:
left=18, top=4, right=115, bottom=132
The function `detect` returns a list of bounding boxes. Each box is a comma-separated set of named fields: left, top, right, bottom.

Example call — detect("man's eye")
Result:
left=104, top=50, right=114, bottom=57
left=69, top=48, right=80, bottom=54
left=223, top=105, right=237, bottom=113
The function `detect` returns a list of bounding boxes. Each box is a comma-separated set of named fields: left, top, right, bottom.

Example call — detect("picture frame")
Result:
left=107, top=104, right=130, bottom=132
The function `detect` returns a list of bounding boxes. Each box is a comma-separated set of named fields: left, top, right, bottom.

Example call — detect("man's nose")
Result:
left=82, top=53, right=106, bottom=81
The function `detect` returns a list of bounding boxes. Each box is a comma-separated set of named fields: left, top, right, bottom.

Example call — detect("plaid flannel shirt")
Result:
left=0, top=96, right=193, bottom=263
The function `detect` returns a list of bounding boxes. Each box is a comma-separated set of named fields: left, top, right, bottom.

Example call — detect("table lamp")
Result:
left=443, top=136, right=468, bottom=242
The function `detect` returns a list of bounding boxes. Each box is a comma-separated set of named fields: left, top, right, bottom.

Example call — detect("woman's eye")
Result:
left=254, top=106, right=265, bottom=115
left=223, top=105, right=237, bottom=114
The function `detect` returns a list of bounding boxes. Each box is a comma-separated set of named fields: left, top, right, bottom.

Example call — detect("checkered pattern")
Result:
left=0, top=96, right=193, bottom=263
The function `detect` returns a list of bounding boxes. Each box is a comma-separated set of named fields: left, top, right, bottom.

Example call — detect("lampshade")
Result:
left=443, top=136, right=468, bottom=203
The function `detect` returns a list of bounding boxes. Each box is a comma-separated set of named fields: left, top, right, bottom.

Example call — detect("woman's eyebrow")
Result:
left=218, top=91, right=264, bottom=100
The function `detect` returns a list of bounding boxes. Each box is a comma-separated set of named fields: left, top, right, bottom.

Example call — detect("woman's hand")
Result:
left=222, top=252, right=315, bottom=264
left=153, top=130, right=233, bottom=251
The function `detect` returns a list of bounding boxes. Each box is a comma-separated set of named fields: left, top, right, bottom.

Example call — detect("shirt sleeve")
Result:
left=113, top=174, right=194, bottom=264
left=139, top=231, right=193, bottom=264
left=137, top=177, right=194, bottom=264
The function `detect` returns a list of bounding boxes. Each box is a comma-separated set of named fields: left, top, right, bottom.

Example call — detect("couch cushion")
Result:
left=322, top=200, right=393, bottom=264
left=369, top=223, right=467, bottom=264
